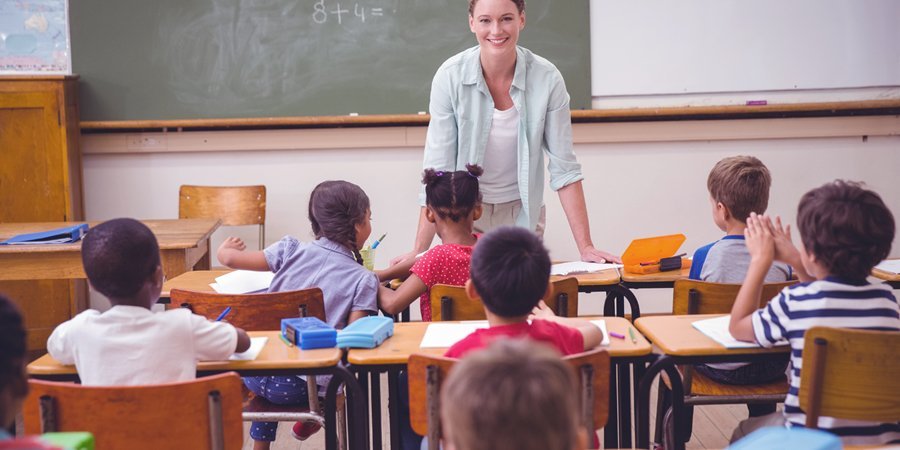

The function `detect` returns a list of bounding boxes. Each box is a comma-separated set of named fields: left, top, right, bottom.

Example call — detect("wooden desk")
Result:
left=633, top=314, right=791, bottom=450
left=161, top=269, right=229, bottom=299
left=347, top=317, right=652, bottom=450
left=553, top=268, right=621, bottom=292
left=872, top=259, right=900, bottom=289
left=0, top=219, right=220, bottom=281
left=621, top=267, right=690, bottom=288
left=27, top=331, right=364, bottom=450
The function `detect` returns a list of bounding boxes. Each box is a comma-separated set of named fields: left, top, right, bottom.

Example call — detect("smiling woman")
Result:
left=393, top=0, right=620, bottom=269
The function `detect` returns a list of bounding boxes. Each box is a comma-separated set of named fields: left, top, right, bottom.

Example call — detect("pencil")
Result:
left=628, top=327, right=638, bottom=344
left=215, top=306, right=232, bottom=321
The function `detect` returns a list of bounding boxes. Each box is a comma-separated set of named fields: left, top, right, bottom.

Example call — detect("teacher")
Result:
left=401, top=0, right=620, bottom=264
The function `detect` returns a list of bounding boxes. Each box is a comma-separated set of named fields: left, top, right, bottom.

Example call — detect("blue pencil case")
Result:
left=727, top=426, right=841, bottom=450
left=337, top=316, right=394, bottom=349
left=281, top=317, right=337, bottom=350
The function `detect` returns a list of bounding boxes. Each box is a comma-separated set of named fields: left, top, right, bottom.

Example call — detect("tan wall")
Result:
left=81, top=115, right=900, bottom=314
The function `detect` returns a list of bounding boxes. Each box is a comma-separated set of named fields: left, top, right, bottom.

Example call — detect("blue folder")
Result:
left=0, top=223, right=89, bottom=245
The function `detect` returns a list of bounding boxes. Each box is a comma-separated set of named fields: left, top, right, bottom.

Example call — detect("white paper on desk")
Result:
left=420, top=321, right=490, bottom=348
left=211, top=270, right=275, bottom=294
left=229, top=337, right=268, bottom=361
left=691, top=316, right=759, bottom=349
left=589, top=320, right=611, bottom=346
left=551, top=262, right=622, bottom=276
left=875, top=260, right=900, bottom=274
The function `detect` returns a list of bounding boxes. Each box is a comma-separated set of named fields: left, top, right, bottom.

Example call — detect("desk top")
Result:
left=621, top=267, right=690, bottom=284
left=872, top=259, right=899, bottom=282
left=0, top=219, right=220, bottom=254
left=162, top=269, right=230, bottom=297
left=27, top=331, right=342, bottom=377
left=553, top=269, right=621, bottom=286
left=347, top=316, right=652, bottom=366
left=634, top=314, right=788, bottom=357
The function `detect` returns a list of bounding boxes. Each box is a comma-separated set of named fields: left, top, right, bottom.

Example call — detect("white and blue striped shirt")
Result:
left=752, top=277, right=900, bottom=445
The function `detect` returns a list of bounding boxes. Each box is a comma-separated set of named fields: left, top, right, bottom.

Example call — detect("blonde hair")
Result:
left=707, top=155, right=771, bottom=222
left=441, top=339, right=580, bottom=450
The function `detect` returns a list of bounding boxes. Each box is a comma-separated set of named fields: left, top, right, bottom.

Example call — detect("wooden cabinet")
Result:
left=0, top=76, right=86, bottom=355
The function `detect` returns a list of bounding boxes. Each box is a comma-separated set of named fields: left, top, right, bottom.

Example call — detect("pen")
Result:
left=279, top=333, right=294, bottom=347
left=371, top=233, right=387, bottom=249
left=628, top=327, right=638, bottom=344
left=609, top=331, right=626, bottom=339
left=215, top=306, right=232, bottom=322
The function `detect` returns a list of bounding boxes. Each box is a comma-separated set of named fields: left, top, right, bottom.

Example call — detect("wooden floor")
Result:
left=242, top=375, right=763, bottom=450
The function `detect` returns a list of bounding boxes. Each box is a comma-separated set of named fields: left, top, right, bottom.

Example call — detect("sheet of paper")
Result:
left=875, top=259, right=900, bottom=274
left=229, top=337, right=268, bottom=361
left=589, top=320, right=611, bottom=346
left=691, top=315, right=760, bottom=349
left=551, top=262, right=622, bottom=276
left=212, top=270, right=275, bottom=294
left=419, top=321, right=489, bottom=348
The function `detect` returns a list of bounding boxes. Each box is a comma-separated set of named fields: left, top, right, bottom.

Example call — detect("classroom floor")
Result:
left=240, top=374, right=761, bottom=450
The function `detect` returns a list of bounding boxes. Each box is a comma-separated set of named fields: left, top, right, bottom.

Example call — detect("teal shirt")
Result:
left=421, top=46, right=583, bottom=231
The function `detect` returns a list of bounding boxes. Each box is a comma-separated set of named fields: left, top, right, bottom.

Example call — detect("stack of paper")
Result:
left=551, top=262, right=622, bottom=276
left=875, top=260, right=900, bottom=274
left=419, top=321, right=489, bottom=348
left=210, top=270, right=275, bottom=294
left=691, top=315, right=760, bottom=349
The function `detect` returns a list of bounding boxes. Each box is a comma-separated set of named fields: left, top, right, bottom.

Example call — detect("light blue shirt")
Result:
left=421, top=46, right=583, bottom=231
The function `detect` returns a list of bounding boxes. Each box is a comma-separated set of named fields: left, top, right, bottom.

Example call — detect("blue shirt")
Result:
left=752, top=278, right=900, bottom=444
left=265, top=236, right=378, bottom=329
left=421, top=45, right=583, bottom=231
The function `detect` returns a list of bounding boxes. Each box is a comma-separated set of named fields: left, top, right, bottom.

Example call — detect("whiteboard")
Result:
left=590, top=0, right=900, bottom=102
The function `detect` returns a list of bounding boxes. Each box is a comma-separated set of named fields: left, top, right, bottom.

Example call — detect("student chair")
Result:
left=168, top=288, right=341, bottom=446
left=429, top=277, right=580, bottom=321
left=22, top=372, right=243, bottom=450
left=799, top=326, right=900, bottom=428
left=655, top=279, right=796, bottom=449
left=179, top=184, right=267, bottom=250
left=408, top=347, right=610, bottom=450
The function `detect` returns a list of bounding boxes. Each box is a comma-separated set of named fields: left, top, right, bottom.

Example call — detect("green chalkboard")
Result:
left=69, top=0, right=590, bottom=121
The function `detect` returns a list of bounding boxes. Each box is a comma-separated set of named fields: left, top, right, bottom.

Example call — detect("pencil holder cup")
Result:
left=359, top=247, right=375, bottom=271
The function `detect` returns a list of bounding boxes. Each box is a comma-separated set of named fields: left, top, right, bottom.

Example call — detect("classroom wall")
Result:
left=80, top=115, right=900, bottom=314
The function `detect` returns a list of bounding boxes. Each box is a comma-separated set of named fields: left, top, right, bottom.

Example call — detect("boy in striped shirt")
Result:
left=728, top=180, right=899, bottom=445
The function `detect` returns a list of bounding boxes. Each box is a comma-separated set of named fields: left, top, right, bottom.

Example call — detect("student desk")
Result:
left=633, top=314, right=790, bottom=450
left=0, top=219, right=220, bottom=281
left=27, top=331, right=367, bottom=450
left=160, top=268, right=230, bottom=302
left=872, top=260, right=900, bottom=289
left=346, top=317, right=652, bottom=450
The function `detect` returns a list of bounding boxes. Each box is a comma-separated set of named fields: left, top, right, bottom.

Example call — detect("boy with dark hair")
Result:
left=47, top=218, right=250, bottom=386
left=445, top=226, right=601, bottom=358
left=729, top=180, right=899, bottom=445
left=441, top=339, right=587, bottom=450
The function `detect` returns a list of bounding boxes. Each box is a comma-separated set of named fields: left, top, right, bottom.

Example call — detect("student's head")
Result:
left=707, top=155, right=771, bottom=228
left=441, top=339, right=584, bottom=450
left=81, top=218, right=162, bottom=306
left=308, top=180, right=372, bottom=264
left=0, top=294, right=28, bottom=430
left=796, top=180, right=894, bottom=281
left=423, top=164, right=483, bottom=224
left=468, top=226, right=551, bottom=318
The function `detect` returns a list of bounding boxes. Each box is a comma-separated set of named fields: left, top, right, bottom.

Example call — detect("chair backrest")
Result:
left=545, top=277, right=579, bottom=317
left=169, top=288, right=326, bottom=330
left=672, top=279, right=796, bottom=315
left=408, top=348, right=610, bottom=447
left=22, top=372, right=243, bottom=450
left=799, top=326, right=900, bottom=428
left=430, top=277, right=577, bottom=321
left=179, top=185, right=267, bottom=249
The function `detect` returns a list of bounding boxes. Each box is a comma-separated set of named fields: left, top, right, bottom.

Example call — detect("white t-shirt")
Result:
left=479, top=106, right=520, bottom=203
left=47, top=305, right=238, bottom=386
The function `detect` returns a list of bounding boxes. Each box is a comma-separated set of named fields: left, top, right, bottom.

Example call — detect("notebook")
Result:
left=210, top=270, right=274, bottom=294
left=551, top=261, right=622, bottom=276
left=691, top=315, right=761, bottom=349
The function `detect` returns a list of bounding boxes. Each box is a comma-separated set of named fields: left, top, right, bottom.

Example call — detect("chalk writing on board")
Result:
left=0, top=0, right=71, bottom=74
left=312, top=0, right=388, bottom=25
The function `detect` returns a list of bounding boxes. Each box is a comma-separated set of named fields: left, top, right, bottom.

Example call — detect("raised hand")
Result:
left=745, top=212, right=775, bottom=267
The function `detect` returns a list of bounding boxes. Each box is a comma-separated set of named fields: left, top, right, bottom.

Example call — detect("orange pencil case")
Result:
left=622, top=234, right=691, bottom=274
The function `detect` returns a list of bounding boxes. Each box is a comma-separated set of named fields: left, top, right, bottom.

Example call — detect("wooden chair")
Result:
left=656, top=279, right=796, bottom=448
left=168, top=288, right=336, bottom=443
left=179, top=185, right=267, bottom=250
left=429, top=277, right=579, bottom=321
left=408, top=347, right=610, bottom=450
left=799, top=326, right=900, bottom=428
left=22, top=372, right=243, bottom=450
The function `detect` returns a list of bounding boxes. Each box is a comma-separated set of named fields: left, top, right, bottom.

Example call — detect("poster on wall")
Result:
left=0, top=0, right=71, bottom=74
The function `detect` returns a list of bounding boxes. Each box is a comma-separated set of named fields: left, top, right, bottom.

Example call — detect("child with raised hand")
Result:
left=217, top=180, right=378, bottom=449
left=47, top=218, right=250, bottom=386
left=377, top=164, right=484, bottom=321
left=728, top=180, right=899, bottom=445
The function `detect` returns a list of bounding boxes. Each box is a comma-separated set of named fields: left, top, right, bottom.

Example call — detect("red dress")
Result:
left=410, top=237, right=477, bottom=321
left=444, top=319, right=584, bottom=358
